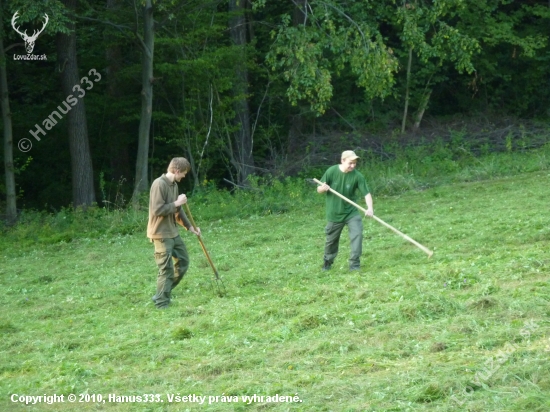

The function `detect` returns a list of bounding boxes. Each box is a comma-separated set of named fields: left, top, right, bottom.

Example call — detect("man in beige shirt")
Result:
left=147, top=157, right=200, bottom=309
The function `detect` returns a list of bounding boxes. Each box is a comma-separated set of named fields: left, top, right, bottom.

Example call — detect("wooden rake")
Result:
left=184, top=203, right=226, bottom=296
left=313, top=178, right=434, bottom=258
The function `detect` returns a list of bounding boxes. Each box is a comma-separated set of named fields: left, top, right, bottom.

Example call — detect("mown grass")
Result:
left=1, top=148, right=550, bottom=411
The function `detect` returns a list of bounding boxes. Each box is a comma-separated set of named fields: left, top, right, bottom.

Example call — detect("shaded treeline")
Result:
left=0, top=0, right=549, bottom=218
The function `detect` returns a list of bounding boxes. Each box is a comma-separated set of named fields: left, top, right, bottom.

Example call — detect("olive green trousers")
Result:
left=324, top=214, right=363, bottom=270
left=152, top=235, right=190, bottom=308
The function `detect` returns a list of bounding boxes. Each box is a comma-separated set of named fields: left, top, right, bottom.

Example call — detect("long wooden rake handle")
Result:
left=183, top=203, right=221, bottom=279
left=313, top=178, right=433, bottom=258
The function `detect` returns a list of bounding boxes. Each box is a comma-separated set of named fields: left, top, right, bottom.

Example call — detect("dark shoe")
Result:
left=350, top=266, right=360, bottom=271
left=322, top=260, right=332, bottom=271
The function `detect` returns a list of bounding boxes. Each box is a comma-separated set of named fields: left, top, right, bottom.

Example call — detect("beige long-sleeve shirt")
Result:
left=147, top=174, right=192, bottom=239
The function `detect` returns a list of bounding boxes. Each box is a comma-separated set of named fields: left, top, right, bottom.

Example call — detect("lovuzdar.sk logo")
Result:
left=11, top=11, right=48, bottom=61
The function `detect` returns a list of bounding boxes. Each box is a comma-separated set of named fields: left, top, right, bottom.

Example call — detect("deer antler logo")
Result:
left=11, top=11, right=49, bottom=54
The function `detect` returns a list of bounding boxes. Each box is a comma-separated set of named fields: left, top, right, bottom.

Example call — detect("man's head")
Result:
left=167, top=157, right=191, bottom=182
left=340, top=150, right=359, bottom=173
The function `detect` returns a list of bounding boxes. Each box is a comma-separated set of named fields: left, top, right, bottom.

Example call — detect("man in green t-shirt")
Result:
left=317, top=150, right=373, bottom=271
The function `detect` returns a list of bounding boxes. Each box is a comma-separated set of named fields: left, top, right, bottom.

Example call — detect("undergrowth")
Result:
left=1, top=141, right=549, bottom=248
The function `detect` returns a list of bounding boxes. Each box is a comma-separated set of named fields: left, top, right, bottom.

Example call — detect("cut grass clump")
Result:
left=35, top=275, right=55, bottom=284
left=292, top=314, right=328, bottom=332
left=430, top=342, right=447, bottom=352
left=469, top=296, right=498, bottom=309
left=398, top=294, right=461, bottom=321
left=172, top=327, right=194, bottom=340
left=414, top=383, right=446, bottom=403
left=0, top=321, right=18, bottom=334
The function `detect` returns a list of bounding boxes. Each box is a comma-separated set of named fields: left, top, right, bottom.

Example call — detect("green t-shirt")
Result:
left=321, top=165, right=370, bottom=222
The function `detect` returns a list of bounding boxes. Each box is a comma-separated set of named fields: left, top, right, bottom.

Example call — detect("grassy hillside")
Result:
left=1, top=169, right=549, bottom=411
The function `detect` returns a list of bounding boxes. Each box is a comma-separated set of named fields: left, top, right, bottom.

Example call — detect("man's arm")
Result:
left=176, top=208, right=192, bottom=230
left=317, top=170, right=331, bottom=193
left=176, top=208, right=201, bottom=235
left=317, top=182, right=330, bottom=193
left=150, top=181, right=187, bottom=217
left=364, top=193, right=373, bottom=217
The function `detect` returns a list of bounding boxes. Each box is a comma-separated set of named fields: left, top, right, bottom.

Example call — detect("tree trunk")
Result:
left=133, top=0, right=154, bottom=203
left=56, top=0, right=96, bottom=208
left=401, top=46, right=413, bottom=134
left=293, top=0, right=307, bottom=26
left=229, top=0, right=254, bottom=185
left=105, top=0, right=130, bottom=192
left=0, top=0, right=17, bottom=224
left=413, top=90, right=432, bottom=130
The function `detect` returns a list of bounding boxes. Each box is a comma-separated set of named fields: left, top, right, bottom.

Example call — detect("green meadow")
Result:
left=1, top=146, right=550, bottom=411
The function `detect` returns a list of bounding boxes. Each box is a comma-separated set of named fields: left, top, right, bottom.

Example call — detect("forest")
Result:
left=1, top=0, right=550, bottom=222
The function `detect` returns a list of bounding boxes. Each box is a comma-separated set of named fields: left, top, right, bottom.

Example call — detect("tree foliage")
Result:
left=264, top=0, right=399, bottom=114
left=0, top=0, right=549, bottom=213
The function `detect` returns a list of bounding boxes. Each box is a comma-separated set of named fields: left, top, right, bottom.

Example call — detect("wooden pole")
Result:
left=183, top=204, right=222, bottom=279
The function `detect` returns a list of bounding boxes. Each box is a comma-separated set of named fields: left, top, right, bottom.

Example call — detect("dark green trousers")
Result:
left=324, top=214, right=363, bottom=269
left=152, top=235, right=190, bottom=308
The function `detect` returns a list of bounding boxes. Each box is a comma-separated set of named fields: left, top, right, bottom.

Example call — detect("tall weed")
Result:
left=359, top=140, right=550, bottom=194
